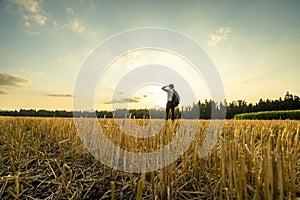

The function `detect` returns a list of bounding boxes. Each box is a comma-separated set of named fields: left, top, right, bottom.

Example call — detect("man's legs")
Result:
left=166, top=102, right=171, bottom=120
left=166, top=102, right=175, bottom=121
left=171, top=105, right=175, bottom=121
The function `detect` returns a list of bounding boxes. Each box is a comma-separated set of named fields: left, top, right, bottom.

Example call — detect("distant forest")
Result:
left=1, top=92, right=299, bottom=119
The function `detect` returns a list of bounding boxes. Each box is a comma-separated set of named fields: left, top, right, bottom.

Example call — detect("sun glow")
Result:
left=95, top=49, right=209, bottom=110
left=128, top=84, right=166, bottom=109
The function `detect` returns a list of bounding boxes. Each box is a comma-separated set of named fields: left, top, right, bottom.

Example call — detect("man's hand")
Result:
left=162, top=85, right=168, bottom=91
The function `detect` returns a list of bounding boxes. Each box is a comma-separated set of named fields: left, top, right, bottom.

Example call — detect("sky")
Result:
left=0, top=0, right=299, bottom=111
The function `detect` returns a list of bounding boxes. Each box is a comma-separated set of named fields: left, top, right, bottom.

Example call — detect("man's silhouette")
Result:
left=162, top=84, right=176, bottom=121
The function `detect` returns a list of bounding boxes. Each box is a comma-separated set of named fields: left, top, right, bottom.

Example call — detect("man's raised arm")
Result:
left=162, top=85, right=168, bottom=92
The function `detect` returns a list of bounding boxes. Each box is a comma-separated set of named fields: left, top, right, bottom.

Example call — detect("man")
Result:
left=162, top=84, right=176, bottom=121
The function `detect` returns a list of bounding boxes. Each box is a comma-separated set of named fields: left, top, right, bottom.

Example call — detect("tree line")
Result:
left=1, top=92, right=299, bottom=119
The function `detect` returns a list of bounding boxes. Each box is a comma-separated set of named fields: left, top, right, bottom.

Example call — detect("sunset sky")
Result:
left=0, top=0, right=299, bottom=111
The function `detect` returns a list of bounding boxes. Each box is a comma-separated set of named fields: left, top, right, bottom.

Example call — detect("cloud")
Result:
left=66, top=7, right=74, bottom=15
left=0, top=71, right=29, bottom=94
left=103, top=97, right=142, bottom=104
left=208, top=26, right=231, bottom=47
left=8, top=0, right=47, bottom=32
left=128, top=97, right=141, bottom=103
left=10, top=0, right=40, bottom=13
left=65, top=18, right=85, bottom=34
left=0, top=71, right=29, bottom=87
left=22, top=13, right=46, bottom=26
left=46, top=94, right=73, bottom=97
left=63, top=17, right=97, bottom=38
left=32, top=14, right=47, bottom=25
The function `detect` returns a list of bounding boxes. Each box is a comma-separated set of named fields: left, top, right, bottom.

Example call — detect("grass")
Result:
left=234, top=110, right=300, bottom=120
left=0, top=117, right=299, bottom=199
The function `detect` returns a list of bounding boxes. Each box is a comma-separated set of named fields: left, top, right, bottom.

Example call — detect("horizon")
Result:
left=0, top=0, right=300, bottom=111
left=0, top=91, right=296, bottom=112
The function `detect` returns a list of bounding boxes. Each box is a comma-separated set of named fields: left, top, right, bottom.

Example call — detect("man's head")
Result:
left=169, top=84, right=174, bottom=89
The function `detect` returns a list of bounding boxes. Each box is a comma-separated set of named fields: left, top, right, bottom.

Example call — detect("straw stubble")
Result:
left=0, top=117, right=299, bottom=199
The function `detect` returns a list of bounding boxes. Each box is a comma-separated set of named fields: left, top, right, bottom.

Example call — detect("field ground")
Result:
left=0, top=117, right=299, bottom=199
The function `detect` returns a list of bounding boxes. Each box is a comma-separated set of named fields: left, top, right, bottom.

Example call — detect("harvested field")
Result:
left=0, top=117, right=299, bottom=199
